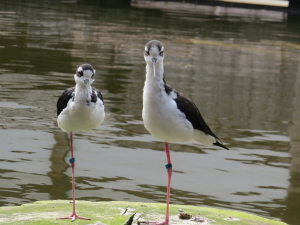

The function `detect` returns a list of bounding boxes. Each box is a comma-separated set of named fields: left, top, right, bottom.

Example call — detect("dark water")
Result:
left=0, top=0, right=299, bottom=224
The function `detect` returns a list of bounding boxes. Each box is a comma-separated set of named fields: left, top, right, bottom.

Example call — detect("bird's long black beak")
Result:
left=151, top=58, right=157, bottom=77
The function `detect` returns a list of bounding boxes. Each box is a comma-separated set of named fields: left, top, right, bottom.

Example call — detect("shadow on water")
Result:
left=0, top=0, right=300, bottom=224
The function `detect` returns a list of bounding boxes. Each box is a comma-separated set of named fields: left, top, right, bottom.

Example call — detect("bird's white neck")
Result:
left=144, top=61, right=167, bottom=104
left=145, top=61, right=164, bottom=85
left=74, top=83, right=92, bottom=103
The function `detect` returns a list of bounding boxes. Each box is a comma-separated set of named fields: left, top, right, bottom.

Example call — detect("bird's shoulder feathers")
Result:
left=91, top=87, right=104, bottom=104
left=57, top=87, right=75, bottom=116
left=172, top=89, right=218, bottom=140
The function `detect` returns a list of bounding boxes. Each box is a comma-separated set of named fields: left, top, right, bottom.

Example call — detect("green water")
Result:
left=0, top=1, right=299, bottom=224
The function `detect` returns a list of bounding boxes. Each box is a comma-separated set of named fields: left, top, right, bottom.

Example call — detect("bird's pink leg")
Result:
left=57, top=132, right=91, bottom=222
left=150, top=142, right=172, bottom=225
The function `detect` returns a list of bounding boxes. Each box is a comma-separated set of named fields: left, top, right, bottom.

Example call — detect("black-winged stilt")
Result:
left=142, top=40, right=228, bottom=225
left=56, top=63, right=105, bottom=222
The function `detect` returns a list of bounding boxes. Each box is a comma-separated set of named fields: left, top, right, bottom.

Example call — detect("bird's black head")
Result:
left=74, top=64, right=96, bottom=86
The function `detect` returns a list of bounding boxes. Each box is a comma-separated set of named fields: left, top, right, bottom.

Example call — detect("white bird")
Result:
left=56, top=64, right=105, bottom=222
left=142, top=40, right=228, bottom=225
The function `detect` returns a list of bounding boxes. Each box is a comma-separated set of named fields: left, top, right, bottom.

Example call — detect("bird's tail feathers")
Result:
left=213, top=141, right=229, bottom=150
left=192, top=130, right=229, bottom=150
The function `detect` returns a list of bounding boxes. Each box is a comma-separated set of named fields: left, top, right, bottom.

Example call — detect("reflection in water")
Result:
left=0, top=1, right=299, bottom=224
left=48, top=131, right=71, bottom=201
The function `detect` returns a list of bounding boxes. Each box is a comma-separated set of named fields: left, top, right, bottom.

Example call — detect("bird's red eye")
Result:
left=159, top=51, right=164, bottom=56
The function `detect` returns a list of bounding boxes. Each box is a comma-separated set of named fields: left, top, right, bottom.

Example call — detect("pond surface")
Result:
left=0, top=1, right=299, bottom=224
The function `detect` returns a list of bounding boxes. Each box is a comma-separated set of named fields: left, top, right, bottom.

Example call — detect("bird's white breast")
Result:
left=57, top=89, right=105, bottom=133
left=142, top=75, right=193, bottom=143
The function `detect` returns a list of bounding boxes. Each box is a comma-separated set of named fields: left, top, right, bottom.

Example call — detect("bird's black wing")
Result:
left=91, top=87, right=104, bottom=104
left=174, top=90, right=216, bottom=137
left=57, top=87, right=75, bottom=116
left=173, top=89, right=228, bottom=150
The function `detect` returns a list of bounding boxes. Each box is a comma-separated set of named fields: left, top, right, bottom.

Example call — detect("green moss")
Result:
left=0, top=200, right=286, bottom=225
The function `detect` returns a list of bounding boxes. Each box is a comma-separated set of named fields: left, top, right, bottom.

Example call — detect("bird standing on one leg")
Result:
left=142, top=40, right=228, bottom=225
left=56, top=64, right=105, bottom=222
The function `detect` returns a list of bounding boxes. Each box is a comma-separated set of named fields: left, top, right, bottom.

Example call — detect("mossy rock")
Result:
left=0, top=200, right=286, bottom=225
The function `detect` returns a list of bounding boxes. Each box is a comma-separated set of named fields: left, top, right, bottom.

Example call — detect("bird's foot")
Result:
left=57, top=213, right=91, bottom=222
left=149, top=220, right=169, bottom=225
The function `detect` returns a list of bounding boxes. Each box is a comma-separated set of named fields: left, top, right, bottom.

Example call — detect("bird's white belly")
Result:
left=143, top=98, right=193, bottom=143
left=57, top=100, right=105, bottom=133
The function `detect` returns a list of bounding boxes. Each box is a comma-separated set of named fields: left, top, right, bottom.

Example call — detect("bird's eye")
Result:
left=159, top=51, right=164, bottom=56
left=145, top=51, right=150, bottom=56
left=77, top=71, right=83, bottom=77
